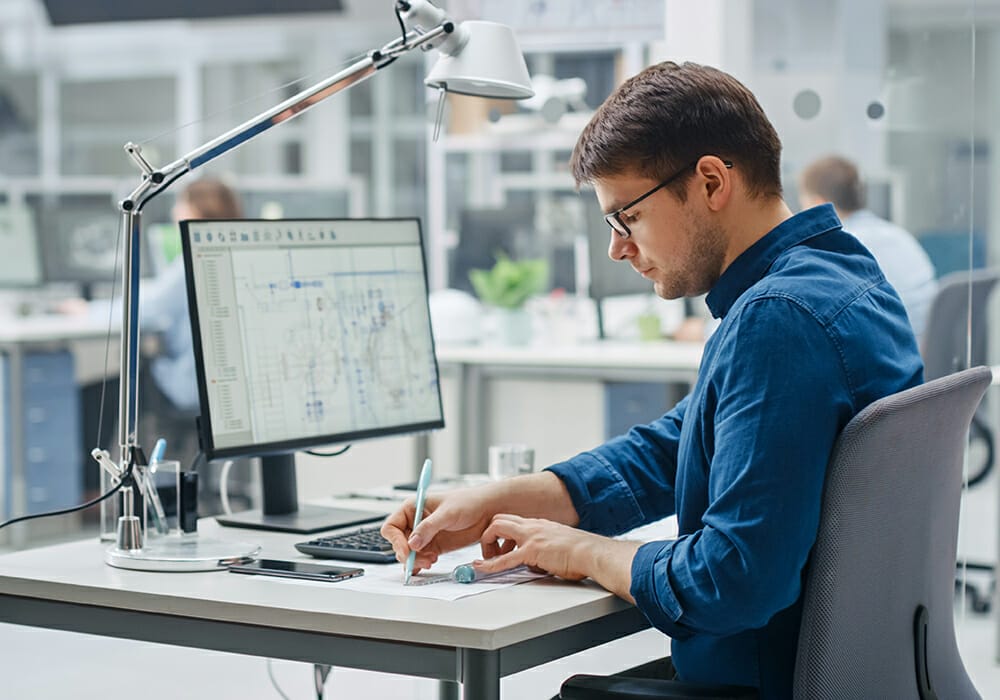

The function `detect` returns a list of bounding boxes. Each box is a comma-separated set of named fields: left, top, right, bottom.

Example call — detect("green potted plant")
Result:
left=469, top=254, right=548, bottom=345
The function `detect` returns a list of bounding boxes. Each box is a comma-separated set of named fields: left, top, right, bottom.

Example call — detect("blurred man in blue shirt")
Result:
left=67, top=178, right=242, bottom=469
left=144, top=178, right=243, bottom=412
left=799, top=155, right=937, bottom=342
left=383, top=62, right=923, bottom=698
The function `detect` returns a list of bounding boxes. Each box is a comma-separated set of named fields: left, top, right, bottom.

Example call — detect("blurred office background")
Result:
left=1, top=0, right=1000, bottom=696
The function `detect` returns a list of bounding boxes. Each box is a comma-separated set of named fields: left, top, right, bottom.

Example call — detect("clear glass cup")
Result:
left=99, top=459, right=181, bottom=542
left=144, top=459, right=182, bottom=539
left=487, top=444, right=535, bottom=480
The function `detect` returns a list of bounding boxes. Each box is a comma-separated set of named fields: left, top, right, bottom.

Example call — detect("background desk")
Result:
left=0, top=316, right=119, bottom=539
left=434, top=341, right=703, bottom=473
left=0, top=520, right=652, bottom=700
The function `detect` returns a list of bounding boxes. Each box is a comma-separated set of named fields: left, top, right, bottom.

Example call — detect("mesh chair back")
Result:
left=922, top=268, right=1000, bottom=378
left=793, top=366, right=990, bottom=699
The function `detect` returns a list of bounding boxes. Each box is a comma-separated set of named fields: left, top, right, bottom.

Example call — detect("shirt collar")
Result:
left=705, top=203, right=842, bottom=319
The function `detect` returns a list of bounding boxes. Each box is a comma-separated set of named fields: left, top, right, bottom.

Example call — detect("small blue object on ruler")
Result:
left=452, top=564, right=478, bottom=583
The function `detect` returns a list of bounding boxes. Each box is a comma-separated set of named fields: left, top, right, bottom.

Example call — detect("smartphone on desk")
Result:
left=229, top=559, right=364, bottom=583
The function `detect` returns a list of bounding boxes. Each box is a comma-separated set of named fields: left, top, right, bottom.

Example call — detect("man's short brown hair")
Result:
left=570, top=62, right=783, bottom=200
left=798, top=156, right=865, bottom=213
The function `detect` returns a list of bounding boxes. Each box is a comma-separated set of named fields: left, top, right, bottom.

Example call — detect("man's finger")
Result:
left=381, top=517, right=413, bottom=560
left=474, top=549, right=524, bottom=574
left=480, top=538, right=504, bottom=560
left=480, top=516, right=525, bottom=547
left=408, top=508, right=447, bottom=550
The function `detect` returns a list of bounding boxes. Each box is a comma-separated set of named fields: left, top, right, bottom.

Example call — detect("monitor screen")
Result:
left=581, top=190, right=652, bottom=300
left=449, top=205, right=532, bottom=294
left=182, top=217, right=444, bottom=460
left=30, top=192, right=153, bottom=288
left=0, top=203, right=44, bottom=287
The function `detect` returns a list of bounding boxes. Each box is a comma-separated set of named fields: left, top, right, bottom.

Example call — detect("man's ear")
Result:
left=698, top=156, right=732, bottom=212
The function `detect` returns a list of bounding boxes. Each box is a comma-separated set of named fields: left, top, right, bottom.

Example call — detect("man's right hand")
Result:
left=380, top=471, right=580, bottom=574
left=380, top=487, right=496, bottom=574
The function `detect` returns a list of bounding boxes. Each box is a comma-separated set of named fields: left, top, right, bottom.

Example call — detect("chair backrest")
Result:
left=793, top=366, right=991, bottom=700
left=922, top=268, right=1000, bottom=380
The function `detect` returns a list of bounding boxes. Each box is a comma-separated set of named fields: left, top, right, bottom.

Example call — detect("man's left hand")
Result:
left=475, top=514, right=641, bottom=601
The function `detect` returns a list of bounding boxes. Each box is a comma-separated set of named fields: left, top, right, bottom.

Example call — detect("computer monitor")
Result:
left=181, top=217, right=444, bottom=533
left=0, top=203, right=44, bottom=287
left=29, top=192, right=153, bottom=297
left=449, top=205, right=532, bottom=294
left=580, top=190, right=653, bottom=337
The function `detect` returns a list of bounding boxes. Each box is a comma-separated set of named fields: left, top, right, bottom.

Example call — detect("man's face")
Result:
left=594, top=171, right=728, bottom=300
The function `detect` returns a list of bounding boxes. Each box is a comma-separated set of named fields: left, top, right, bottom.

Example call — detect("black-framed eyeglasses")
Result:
left=604, top=158, right=734, bottom=239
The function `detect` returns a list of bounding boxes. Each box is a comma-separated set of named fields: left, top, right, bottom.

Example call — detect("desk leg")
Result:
left=438, top=680, right=460, bottom=700
left=462, top=649, right=500, bottom=700
left=460, top=364, right=484, bottom=473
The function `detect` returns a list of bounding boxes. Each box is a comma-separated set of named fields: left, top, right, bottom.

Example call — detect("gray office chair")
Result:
left=922, top=267, right=1000, bottom=487
left=921, top=268, right=1000, bottom=613
left=561, top=366, right=991, bottom=700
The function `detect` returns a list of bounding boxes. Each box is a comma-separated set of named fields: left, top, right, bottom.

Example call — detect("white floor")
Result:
left=0, top=608, right=996, bottom=699
left=1, top=472, right=999, bottom=699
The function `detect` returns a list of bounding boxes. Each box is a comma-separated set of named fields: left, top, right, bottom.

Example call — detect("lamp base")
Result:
left=105, top=536, right=261, bottom=572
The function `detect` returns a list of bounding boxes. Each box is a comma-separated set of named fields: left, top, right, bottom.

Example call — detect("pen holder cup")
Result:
left=99, top=460, right=185, bottom=542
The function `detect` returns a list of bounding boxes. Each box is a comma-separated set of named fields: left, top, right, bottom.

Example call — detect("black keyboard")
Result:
left=295, top=524, right=397, bottom=563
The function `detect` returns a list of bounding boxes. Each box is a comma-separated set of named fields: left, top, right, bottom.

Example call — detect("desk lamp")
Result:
left=98, top=0, right=533, bottom=571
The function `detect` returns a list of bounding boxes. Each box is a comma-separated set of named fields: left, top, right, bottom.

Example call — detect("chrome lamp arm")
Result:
left=102, top=0, right=532, bottom=557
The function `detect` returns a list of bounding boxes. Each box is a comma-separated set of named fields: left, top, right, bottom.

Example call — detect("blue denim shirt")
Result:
left=90, top=258, right=199, bottom=411
left=547, top=205, right=923, bottom=697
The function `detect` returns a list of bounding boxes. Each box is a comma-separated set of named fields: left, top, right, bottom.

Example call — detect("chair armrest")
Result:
left=560, top=674, right=759, bottom=700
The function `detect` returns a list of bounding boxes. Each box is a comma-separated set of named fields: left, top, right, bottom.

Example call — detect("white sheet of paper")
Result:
left=334, top=546, right=548, bottom=601
left=265, top=516, right=678, bottom=601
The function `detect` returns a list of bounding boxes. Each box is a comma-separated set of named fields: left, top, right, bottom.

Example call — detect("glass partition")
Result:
left=739, top=0, right=992, bottom=673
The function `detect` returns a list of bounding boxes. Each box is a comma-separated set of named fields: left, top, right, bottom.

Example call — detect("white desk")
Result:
left=436, top=341, right=703, bottom=471
left=0, top=520, right=650, bottom=700
left=436, top=341, right=704, bottom=376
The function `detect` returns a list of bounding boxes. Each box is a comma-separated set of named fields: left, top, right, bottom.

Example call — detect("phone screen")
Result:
left=229, top=559, right=364, bottom=582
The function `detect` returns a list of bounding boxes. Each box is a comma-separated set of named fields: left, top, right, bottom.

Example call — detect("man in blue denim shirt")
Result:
left=383, top=62, right=923, bottom=697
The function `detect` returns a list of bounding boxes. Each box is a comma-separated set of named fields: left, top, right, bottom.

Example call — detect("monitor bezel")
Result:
left=180, top=216, right=445, bottom=462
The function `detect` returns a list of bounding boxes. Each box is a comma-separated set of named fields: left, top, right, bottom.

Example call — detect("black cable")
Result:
left=265, top=659, right=292, bottom=700
left=304, top=445, right=351, bottom=458
left=394, top=3, right=408, bottom=47
left=965, top=412, right=994, bottom=488
left=0, top=463, right=134, bottom=532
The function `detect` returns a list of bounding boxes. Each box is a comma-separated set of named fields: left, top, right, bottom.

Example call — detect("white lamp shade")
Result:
left=425, top=21, right=534, bottom=100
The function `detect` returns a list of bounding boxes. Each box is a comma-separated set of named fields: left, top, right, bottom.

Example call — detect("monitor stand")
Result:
left=215, top=454, right=386, bottom=534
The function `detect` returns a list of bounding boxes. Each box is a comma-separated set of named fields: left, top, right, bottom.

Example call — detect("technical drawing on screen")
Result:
left=180, top=218, right=444, bottom=533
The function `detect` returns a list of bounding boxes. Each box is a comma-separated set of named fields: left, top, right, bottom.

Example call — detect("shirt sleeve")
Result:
left=546, top=393, right=689, bottom=536
left=629, top=297, right=855, bottom=638
left=138, top=260, right=188, bottom=331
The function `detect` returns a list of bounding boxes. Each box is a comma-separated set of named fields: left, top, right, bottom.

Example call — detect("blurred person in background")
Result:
left=798, top=155, right=937, bottom=341
left=66, top=177, right=242, bottom=492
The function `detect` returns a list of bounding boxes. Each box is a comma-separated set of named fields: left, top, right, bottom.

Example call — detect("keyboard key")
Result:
left=295, top=525, right=397, bottom=563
